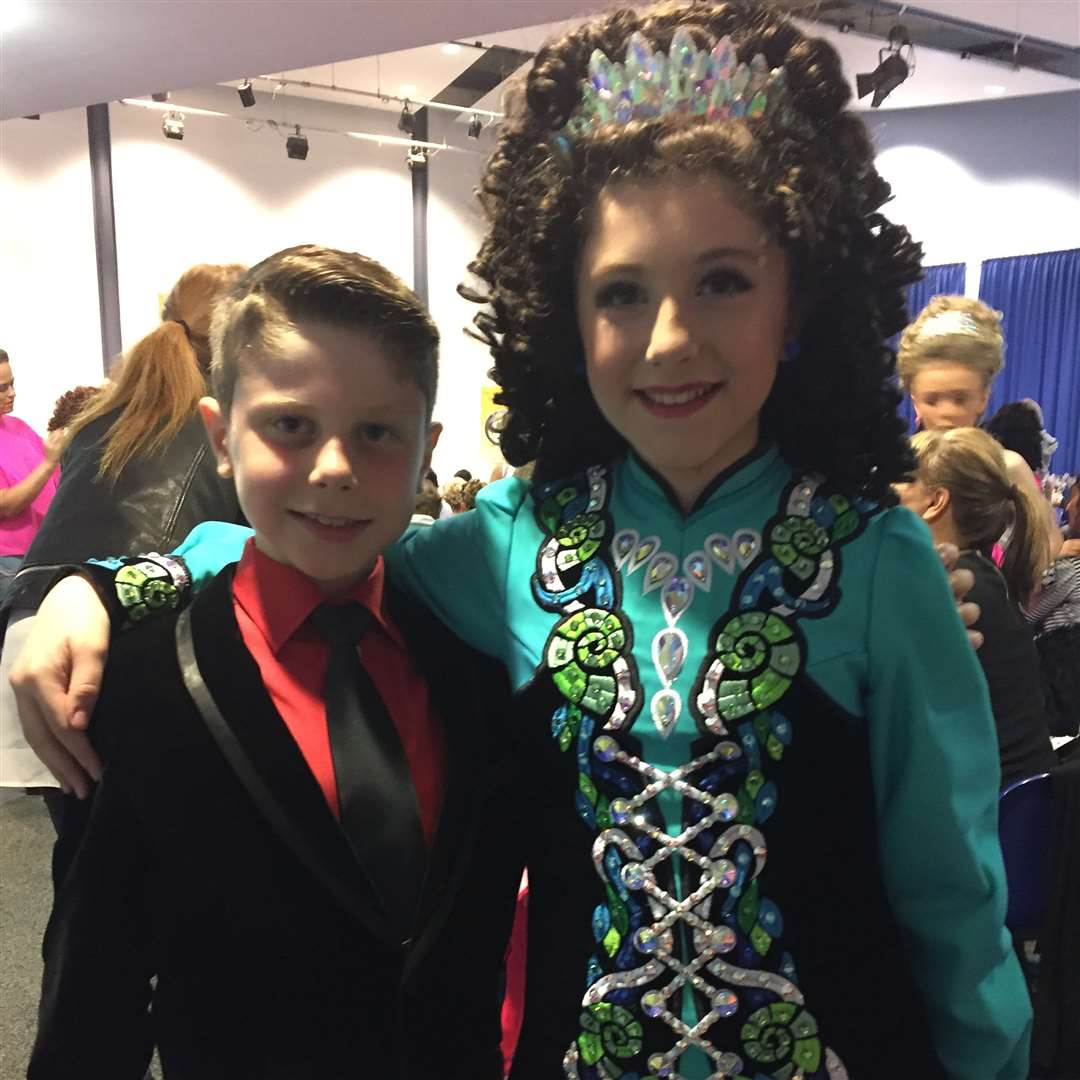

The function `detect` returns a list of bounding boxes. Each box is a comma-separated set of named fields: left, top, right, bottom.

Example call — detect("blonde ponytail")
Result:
left=1000, top=477, right=1050, bottom=607
left=63, top=263, right=245, bottom=482
left=909, top=427, right=1049, bottom=605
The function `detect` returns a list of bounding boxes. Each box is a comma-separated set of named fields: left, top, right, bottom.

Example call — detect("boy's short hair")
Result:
left=210, top=245, right=438, bottom=414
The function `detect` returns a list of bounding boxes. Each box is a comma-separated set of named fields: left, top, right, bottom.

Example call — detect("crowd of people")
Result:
left=1, top=2, right=1077, bottom=1079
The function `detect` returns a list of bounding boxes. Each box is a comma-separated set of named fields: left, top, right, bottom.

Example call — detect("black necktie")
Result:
left=308, top=602, right=426, bottom=938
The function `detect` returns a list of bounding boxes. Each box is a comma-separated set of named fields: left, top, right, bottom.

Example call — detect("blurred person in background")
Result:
left=1025, top=479, right=1080, bottom=737
left=984, top=399, right=1058, bottom=479
left=0, top=348, right=62, bottom=596
left=0, top=263, right=246, bottom=812
left=898, top=296, right=1062, bottom=567
left=898, top=427, right=1057, bottom=785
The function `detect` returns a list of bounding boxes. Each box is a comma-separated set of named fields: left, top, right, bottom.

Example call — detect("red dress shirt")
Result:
left=231, top=539, right=445, bottom=844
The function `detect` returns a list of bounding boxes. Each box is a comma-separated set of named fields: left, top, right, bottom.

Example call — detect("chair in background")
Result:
left=999, top=771, right=1054, bottom=939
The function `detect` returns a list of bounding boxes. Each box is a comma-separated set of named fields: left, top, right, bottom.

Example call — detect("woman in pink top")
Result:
left=0, top=349, right=62, bottom=577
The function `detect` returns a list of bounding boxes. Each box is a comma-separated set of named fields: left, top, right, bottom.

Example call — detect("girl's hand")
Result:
left=9, top=575, right=109, bottom=798
left=936, top=543, right=983, bottom=650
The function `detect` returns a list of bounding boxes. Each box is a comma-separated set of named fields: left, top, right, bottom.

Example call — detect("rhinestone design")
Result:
left=561, top=30, right=794, bottom=143
left=533, top=466, right=874, bottom=1078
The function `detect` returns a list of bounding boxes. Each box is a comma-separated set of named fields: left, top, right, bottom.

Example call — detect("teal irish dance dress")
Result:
left=139, top=444, right=1031, bottom=1080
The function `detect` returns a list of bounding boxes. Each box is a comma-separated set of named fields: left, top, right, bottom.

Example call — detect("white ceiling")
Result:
left=260, top=3, right=1079, bottom=123
left=907, top=1, right=1080, bottom=47
left=0, top=0, right=607, bottom=121
left=2, top=0, right=1077, bottom=123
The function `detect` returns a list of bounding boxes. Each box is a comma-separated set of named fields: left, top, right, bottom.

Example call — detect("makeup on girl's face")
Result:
left=909, top=362, right=989, bottom=431
left=575, top=175, right=790, bottom=509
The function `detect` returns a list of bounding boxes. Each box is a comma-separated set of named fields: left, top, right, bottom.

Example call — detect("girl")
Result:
left=0, top=264, right=245, bottom=798
left=12, top=4, right=1029, bottom=1077
left=898, top=426, right=1056, bottom=785
left=898, top=295, right=1004, bottom=433
left=899, top=295, right=1061, bottom=570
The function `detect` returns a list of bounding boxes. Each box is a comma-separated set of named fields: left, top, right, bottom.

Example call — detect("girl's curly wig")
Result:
left=897, top=294, right=1004, bottom=392
left=462, top=0, right=923, bottom=500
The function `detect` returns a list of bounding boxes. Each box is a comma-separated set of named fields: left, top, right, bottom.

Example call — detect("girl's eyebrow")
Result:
left=696, top=246, right=759, bottom=263
left=588, top=246, right=758, bottom=278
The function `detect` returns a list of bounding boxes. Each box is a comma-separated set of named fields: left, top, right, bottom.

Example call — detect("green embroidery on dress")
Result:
left=535, top=465, right=877, bottom=1079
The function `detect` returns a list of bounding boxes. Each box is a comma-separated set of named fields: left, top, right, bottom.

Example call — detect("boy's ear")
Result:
left=198, top=396, right=233, bottom=479
left=421, top=421, right=442, bottom=477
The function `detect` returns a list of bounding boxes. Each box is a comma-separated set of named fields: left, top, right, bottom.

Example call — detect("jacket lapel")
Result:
left=178, top=569, right=395, bottom=944
left=383, top=578, right=509, bottom=963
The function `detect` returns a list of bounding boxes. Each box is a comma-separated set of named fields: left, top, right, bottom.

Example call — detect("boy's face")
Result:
left=201, top=321, right=439, bottom=596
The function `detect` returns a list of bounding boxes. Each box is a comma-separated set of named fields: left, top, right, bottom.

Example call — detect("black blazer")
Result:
left=959, top=551, right=1057, bottom=787
left=28, top=566, right=527, bottom=1080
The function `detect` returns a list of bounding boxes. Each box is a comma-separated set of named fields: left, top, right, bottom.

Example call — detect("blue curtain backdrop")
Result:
left=895, top=262, right=967, bottom=432
left=980, top=249, right=1080, bottom=472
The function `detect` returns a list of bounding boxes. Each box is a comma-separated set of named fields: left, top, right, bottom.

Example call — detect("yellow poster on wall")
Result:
left=479, top=383, right=506, bottom=469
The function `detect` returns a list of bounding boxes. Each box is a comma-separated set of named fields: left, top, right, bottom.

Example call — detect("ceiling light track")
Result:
left=118, top=98, right=471, bottom=155
left=252, top=75, right=504, bottom=121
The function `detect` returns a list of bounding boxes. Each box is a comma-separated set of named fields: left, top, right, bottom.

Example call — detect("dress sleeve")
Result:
left=82, top=521, right=252, bottom=630
left=384, top=478, right=528, bottom=661
left=864, top=509, right=1032, bottom=1080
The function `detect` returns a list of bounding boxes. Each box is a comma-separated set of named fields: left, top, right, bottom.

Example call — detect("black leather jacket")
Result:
left=3, top=408, right=243, bottom=614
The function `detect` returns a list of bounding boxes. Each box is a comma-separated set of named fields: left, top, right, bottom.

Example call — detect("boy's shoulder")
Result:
left=97, top=565, right=238, bottom=748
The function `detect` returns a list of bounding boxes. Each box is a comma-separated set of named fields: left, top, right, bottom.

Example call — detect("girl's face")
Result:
left=909, top=362, right=989, bottom=431
left=576, top=175, right=790, bottom=510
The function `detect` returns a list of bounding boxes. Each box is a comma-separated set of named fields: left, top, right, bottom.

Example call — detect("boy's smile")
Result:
left=201, top=321, right=438, bottom=596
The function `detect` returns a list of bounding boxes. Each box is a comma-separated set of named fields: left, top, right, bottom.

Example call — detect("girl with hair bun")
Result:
left=899, top=295, right=1062, bottom=570
left=898, top=427, right=1056, bottom=784
left=897, top=295, right=1004, bottom=432
left=12, top=3, right=1030, bottom=1077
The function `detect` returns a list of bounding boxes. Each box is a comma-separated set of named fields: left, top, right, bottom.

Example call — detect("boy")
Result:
left=28, top=247, right=526, bottom=1080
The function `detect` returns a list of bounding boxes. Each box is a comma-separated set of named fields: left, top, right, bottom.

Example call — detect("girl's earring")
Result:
left=782, top=339, right=800, bottom=364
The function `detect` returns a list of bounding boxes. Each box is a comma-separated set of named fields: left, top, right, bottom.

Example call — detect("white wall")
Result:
left=426, top=111, right=497, bottom=480
left=108, top=87, right=415, bottom=360
left=868, top=91, right=1080, bottom=269
left=0, top=109, right=103, bottom=434
left=5, top=87, right=1077, bottom=466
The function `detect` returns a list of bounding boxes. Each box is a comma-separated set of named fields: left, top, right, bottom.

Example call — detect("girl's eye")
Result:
left=595, top=281, right=645, bottom=309
left=698, top=268, right=752, bottom=297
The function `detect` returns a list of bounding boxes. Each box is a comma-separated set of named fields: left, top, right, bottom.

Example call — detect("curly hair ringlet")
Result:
left=460, top=0, right=923, bottom=502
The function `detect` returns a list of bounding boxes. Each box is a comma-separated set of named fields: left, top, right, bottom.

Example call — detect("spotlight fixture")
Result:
left=237, top=79, right=256, bottom=108
left=466, top=113, right=483, bottom=139
left=151, top=91, right=169, bottom=102
left=161, top=111, right=185, bottom=140
left=856, top=24, right=914, bottom=108
left=286, top=125, right=309, bottom=160
left=398, top=101, right=416, bottom=137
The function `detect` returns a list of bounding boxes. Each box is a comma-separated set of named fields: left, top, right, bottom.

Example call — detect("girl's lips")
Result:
left=634, top=383, right=722, bottom=418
